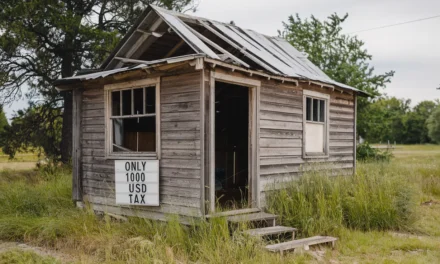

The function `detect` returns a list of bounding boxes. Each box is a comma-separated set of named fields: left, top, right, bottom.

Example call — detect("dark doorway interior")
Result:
left=215, top=81, right=249, bottom=209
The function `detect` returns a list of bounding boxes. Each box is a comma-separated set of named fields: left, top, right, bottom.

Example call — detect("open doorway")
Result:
left=215, top=81, right=249, bottom=209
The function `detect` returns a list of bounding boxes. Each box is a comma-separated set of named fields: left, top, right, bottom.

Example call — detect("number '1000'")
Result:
left=126, top=173, right=146, bottom=182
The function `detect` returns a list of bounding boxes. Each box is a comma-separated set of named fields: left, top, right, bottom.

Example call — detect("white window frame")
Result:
left=104, top=77, right=161, bottom=160
left=302, top=90, right=330, bottom=158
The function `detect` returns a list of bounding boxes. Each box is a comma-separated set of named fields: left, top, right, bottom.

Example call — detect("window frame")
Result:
left=104, top=77, right=161, bottom=160
left=302, top=90, right=330, bottom=159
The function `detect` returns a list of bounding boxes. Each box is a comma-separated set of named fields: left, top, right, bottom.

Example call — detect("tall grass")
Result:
left=266, top=163, right=418, bottom=237
left=0, top=166, right=309, bottom=263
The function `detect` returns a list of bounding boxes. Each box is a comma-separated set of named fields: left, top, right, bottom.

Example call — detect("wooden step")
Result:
left=227, top=212, right=278, bottom=225
left=265, top=236, right=337, bottom=253
left=243, top=226, right=297, bottom=238
left=206, top=208, right=260, bottom=218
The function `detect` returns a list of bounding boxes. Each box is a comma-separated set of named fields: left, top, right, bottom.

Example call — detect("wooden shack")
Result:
left=54, top=5, right=366, bottom=222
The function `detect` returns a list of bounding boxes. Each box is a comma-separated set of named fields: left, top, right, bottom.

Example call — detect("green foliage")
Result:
left=279, top=13, right=394, bottom=139
left=0, top=250, right=60, bottom=264
left=0, top=0, right=198, bottom=162
left=361, top=97, right=439, bottom=144
left=267, top=164, right=416, bottom=236
left=427, top=106, right=440, bottom=143
left=0, top=106, right=9, bottom=145
left=356, top=142, right=393, bottom=162
left=0, top=103, right=62, bottom=159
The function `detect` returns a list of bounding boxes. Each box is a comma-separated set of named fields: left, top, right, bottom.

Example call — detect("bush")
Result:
left=266, top=163, right=417, bottom=236
left=356, top=142, right=393, bottom=162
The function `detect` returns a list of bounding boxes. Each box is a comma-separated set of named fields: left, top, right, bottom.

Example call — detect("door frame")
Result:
left=208, top=70, right=261, bottom=213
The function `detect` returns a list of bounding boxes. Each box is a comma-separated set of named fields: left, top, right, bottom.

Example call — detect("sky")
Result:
left=4, top=0, right=440, bottom=119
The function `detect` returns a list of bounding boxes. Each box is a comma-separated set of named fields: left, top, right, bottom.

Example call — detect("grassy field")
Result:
left=0, top=149, right=41, bottom=171
left=0, top=145, right=439, bottom=263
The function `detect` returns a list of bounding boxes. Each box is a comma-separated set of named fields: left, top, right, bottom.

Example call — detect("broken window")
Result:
left=110, top=86, right=157, bottom=153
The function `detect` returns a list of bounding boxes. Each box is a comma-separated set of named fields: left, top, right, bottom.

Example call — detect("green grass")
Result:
left=0, top=145, right=439, bottom=263
left=0, top=250, right=60, bottom=264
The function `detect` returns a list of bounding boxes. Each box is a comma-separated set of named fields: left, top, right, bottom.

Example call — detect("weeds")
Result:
left=266, top=163, right=418, bottom=236
left=0, top=145, right=438, bottom=263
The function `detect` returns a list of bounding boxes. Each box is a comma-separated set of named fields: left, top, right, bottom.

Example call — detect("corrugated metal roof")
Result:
left=150, top=5, right=364, bottom=94
left=54, top=55, right=204, bottom=86
left=56, top=5, right=366, bottom=95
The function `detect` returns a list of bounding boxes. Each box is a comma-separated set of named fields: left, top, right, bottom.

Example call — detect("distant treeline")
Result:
left=359, top=97, right=440, bottom=144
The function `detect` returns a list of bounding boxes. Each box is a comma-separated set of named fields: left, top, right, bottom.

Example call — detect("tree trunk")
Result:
left=60, top=91, right=73, bottom=163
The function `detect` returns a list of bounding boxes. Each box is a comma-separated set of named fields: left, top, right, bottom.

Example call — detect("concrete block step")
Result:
left=243, top=226, right=297, bottom=237
left=265, top=236, right=337, bottom=253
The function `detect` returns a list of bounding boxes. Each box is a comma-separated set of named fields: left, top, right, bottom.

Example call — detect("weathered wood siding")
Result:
left=259, top=81, right=355, bottom=206
left=80, top=71, right=203, bottom=220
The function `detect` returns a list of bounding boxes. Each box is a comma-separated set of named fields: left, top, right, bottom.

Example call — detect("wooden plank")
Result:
left=260, top=129, right=302, bottom=139
left=260, top=110, right=302, bottom=122
left=261, top=85, right=302, bottom=97
left=259, top=147, right=302, bottom=157
left=161, top=121, right=200, bottom=131
left=161, top=101, right=200, bottom=113
left=260, top=120, right=302, bottom=130
left=160, top=168, right=200, bottom=178
left=330, top=125, right=354, bottom=133
left=85, top=195, right=202, bottom=217
left=260, top=101, right=302, bottom=115
left=244, top=226, right=297, bottom=237
left=260, top=138, right=301, bottom=148
left=206, top=208, right=260, bottom=218
left=265, top=236, right=337, bottom=252
left=162, top=139, right=201, bottom=150
left=161, top=111, right=200, bottom=122
left=329, top=132, right=354, bottom=140
left=260, top=92, right=302, bottom=106
left=82, top=125, right=105, bottom=133
left=330, top=104, right=354, bottom=113
left=160, top=159, right=201, bottom=169
left=353, top=95, right=357, bottom=173
left=72, top=88, right=83, bottom=201
left=260, top=157, right=304, bottom=166
left=260, top=164, right=302, bottom=175
left=199, top=70, right=206, bottom=217
left=161, top=149, right=201, bottom=159
left=161, top=130, right=200, bottom=140
left=330, top=119, right=354, bottom=126
left=329, top=141, right=354, bottom=147
left=227, top=212, right=278, bottom=224
left=161, top=92, right=200, bottom=104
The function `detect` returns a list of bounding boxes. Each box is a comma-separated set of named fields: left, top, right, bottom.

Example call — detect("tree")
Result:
left=363, top=97, right=410, bottom=143
left=280, top=13, right=394, bottom=138
left=403, top=100, right=438, bottom=144
left=0, top=0, right=197, bottom=162
left=427, top=106, right=440, bottom=143
left=0, top=103, right=62, bottom=159
left=0, top=105, right=9, bottom=140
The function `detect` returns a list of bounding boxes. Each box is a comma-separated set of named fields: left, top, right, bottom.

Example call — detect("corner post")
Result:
left=72, top=87, right=83, bottom=201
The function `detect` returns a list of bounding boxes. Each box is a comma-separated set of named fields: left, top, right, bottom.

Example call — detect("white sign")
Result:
left=115, top=160, right=159, bottom=206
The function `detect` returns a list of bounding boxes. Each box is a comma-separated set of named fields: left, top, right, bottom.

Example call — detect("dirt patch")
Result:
left=0, top=241, right=77, bottom=263
left=0, top=162, right=36, bottom=170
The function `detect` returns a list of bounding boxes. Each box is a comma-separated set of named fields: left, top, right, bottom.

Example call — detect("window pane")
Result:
left=122, top=90, right=132, bottom=115
left=133, top=88, right=143, bottom=115
left=313, top=98, right=319, bottom=121
left=111, top=91, right=120, bottom=116
left=306, top=97, right=312, bottom=121
left=319, top=100, right=325, bottom=122
left=113, top=116, right=156, bottom=152
left=145, top=87, right=156, bottom=114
